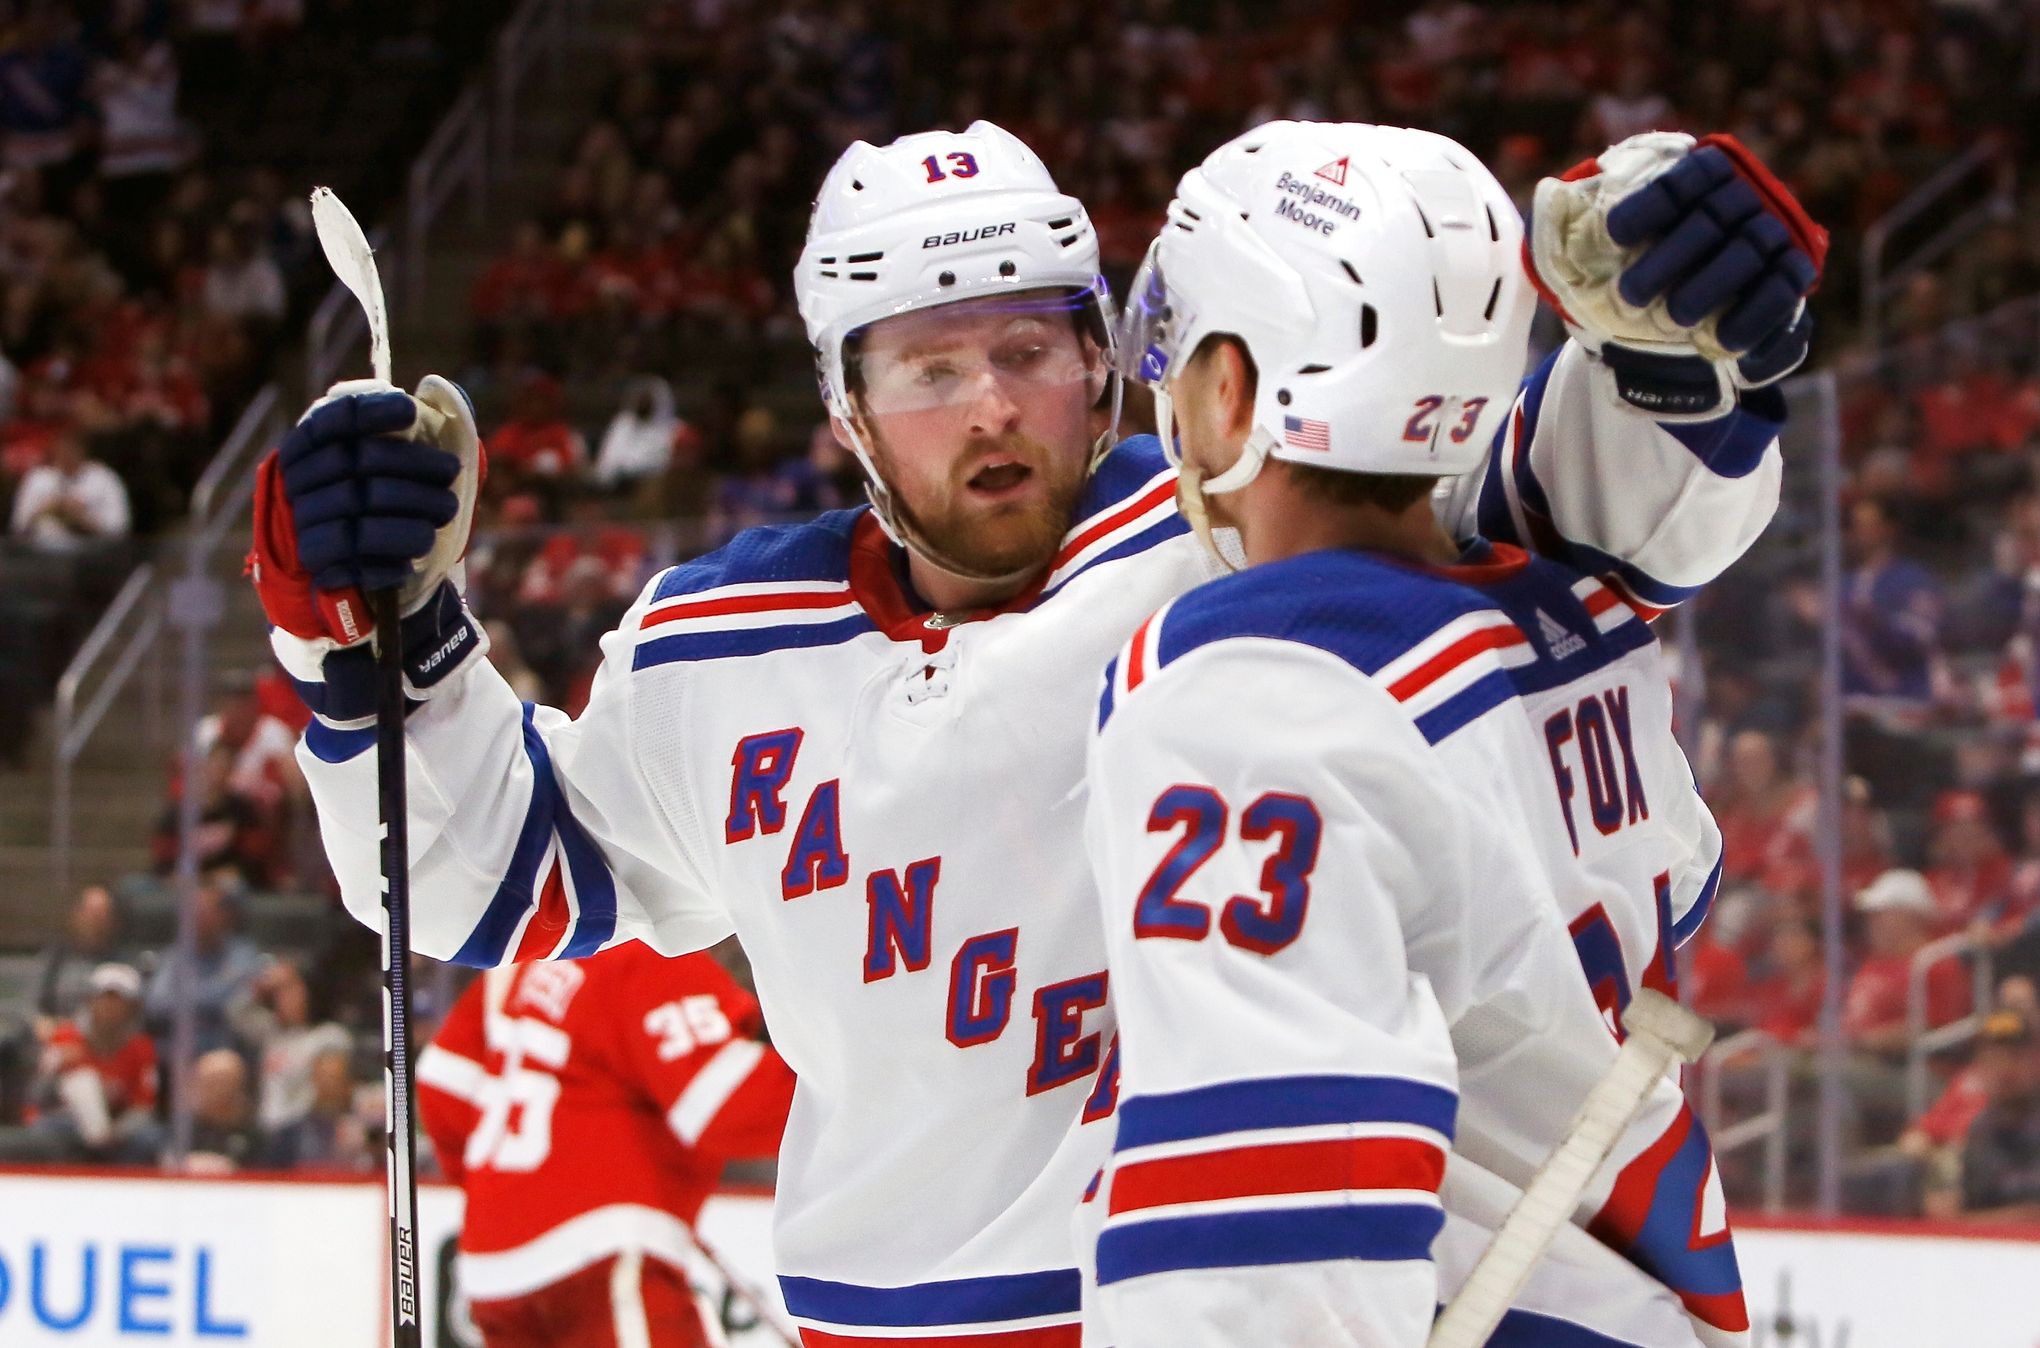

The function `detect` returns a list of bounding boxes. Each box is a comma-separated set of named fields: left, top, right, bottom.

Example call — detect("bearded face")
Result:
left=844, top=292, right=1102, bottom=583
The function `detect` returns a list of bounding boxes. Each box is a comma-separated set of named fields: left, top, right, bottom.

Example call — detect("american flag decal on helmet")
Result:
left=1283, top=415, right=1331, bottom=452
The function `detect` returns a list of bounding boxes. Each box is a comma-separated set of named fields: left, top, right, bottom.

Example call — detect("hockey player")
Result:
left=417, top=940, right=793, bottom=1348
left=1083, top=120, right=1823, bottom=1346
left=248, top=120, right=1812, bottom=1340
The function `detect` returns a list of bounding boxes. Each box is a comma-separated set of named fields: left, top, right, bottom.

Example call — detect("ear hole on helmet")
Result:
left=1339, top=260, right=1364, bottom=286
left=1485, top=205, right=1501, bottom=241
left=1047, top=217, right=1073, bottom=230
left=1431, top=280, right=1443, bottom=317
left=1360, top=305, right=1378, bottom=348
left=1298, top=364, right=1332, bottom=374
left=851, top=180, right=864, bottom=191
left=847, top=251, right=884, bottom=263
left=1483, top=278, right=1503, bottom=320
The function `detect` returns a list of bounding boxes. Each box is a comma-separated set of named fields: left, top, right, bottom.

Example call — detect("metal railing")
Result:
left=1859, top=137, right=2015, bottom=351
left=405, top=84, right=489, bottom=316
left=48, top=386, right=287, bottom=894
left=1699, top=1028, right=1791, bottom=1213
left=1904, top=928, right=1996, bottom=1117
left=493, top=0, right=569, bottom=174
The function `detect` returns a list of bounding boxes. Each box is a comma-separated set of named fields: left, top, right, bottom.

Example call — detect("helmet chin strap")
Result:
left=1155, top=388, right=1270, bottom=574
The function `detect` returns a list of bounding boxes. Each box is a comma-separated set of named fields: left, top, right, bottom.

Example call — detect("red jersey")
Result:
left=417, top=942, right=793, bottom=1301
left=41, top=1020, right=158, bottom=1115
left=1746, top=970, right=1825, bottom=1046
left=489, top=419, right=589, bottom=480
left=1843, top=953, right=1970, bottom=1043
left=1911, top=1066, right=1989, bottom=1148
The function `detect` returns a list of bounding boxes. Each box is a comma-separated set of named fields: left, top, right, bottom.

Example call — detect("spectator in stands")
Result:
left=151, top=741, right=274, bottom=887
left=181, top=1046, right=263, bottom=1174
left=0, top=6, right=93, bottom=187
left=198, top=211, right=285, bottom=329
left=30, top=883, right=134, bottom=1030
left=1957, top=1011, right=2040, bottom=1221
left=1747, top=915, right=1828, bottom=1048
left=1681, top=896, right=1751, bottom=1029
left=92, top=29, right=187, bottom=218
left=7, top=426, right=131, bottom=550
left=233, top=959, right=351, bottom=1142
left=1841, top=496, right=1942, bottom=712
left=1712, top=729, right=1815, bottom=887
left=591, top=374, right=691, bottom=489
left=1845, top=868, right=1973, bottom=1057
left=1764, top=774, right=1895, bottom=906
left=1903, top=1010, right=2010, bottom=1217
left=486, top=371, right=587, bottom=509
left=263, top=1045, right=371, bottom=1170
left=1925, top=788, right=2015, bottom=934
left=29, top=963, right=160, bottom=1164
left=143, top=881, right=267, bottom=1058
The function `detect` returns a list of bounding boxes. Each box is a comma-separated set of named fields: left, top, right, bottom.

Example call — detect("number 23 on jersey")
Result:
left=1133, top=784, right=1323, bottom=955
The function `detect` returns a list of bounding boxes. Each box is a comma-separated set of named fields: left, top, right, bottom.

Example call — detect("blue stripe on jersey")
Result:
left=1097, top=656, right=1119, bottom=731
left=552, top=762, right=618, bottom=958
left=1411, top=666, right=1523, bottom=745
left=449, top=704, right=578, bottom=967
left=1044, top=511, right=1188, bottom=599
left=633, top=612, right=878, bottom=670
left=650, top=508, right=861, bottom=603
left=1672, top=849, right=1726, bottom=949
left=1115, top=1074, right=1457, bottom=1152
left=1151, top=552, right=1506, bottom=687
left=1659, top=385, right=1785, bottom=481
left=1096, top=1203, right=1443, bottom=1285
left=304, top=718, right=375, bottom=763
left=1485, top=1307, right=1650, bottom=1348
left=1504, top=346, right=1560, bottom=520
left=777, top=1268, right=1080, bottom=1328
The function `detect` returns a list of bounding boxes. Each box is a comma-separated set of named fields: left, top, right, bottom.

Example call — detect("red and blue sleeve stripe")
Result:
left=1586, top=1104, right=1749, bottom=1336
left=448, top=702, right=617, bottom=967
left=1098, top=1074, right=1455, bottom=1286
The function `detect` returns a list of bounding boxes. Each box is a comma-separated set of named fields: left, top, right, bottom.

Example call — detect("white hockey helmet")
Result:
left=1119, top=121, right=1532, bottom=496
left=794, top=121, right=1116, bottom=573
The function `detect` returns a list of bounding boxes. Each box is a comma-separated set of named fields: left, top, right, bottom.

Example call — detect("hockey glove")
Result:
left=248, top=375, right=488, bottom=721
left=1527, top=131, right=1828, bottom=420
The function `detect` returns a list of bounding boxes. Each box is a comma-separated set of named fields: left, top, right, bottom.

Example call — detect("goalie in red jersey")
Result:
left=418, top=941, right=794, bottom=1348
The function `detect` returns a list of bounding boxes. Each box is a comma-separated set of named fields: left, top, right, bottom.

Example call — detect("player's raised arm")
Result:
left=247, top=381, right=730, bottom=965
left=1084, top=630, right=1465, bottom=1348
left=1439, top=132, right=1828, bottom=612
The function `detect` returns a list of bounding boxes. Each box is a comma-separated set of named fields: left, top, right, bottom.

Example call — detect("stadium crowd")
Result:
left=4, top=0, right=2040, bottom=1219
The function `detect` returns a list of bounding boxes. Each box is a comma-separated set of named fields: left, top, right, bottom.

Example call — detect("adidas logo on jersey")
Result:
left=1537, top=608, right=1586, bottom=660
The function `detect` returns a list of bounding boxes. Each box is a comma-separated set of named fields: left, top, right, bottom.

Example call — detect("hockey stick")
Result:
left=693, top=1231, right=801, bottom=1348
left=1427, top=989, right=1714, bottom=1348
left=311, top=187, right=422, bottom=1348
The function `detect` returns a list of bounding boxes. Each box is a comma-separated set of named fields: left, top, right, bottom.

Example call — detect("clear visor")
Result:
left=847, top=286, right=1104, bottom=419
left=1113, top=241, right=1183, bottom=393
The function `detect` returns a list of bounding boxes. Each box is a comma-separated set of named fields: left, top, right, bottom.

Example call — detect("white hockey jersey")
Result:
left=291, top=347, right=1779, bottom=1344
left=1082, top=542, right=1746, bottom=1348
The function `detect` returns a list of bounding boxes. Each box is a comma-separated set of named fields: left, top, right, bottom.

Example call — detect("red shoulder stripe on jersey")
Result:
left=1603, top=572, right=1667, bottom=623
left=641, top=588, right=851, bottom=629
left=1108, top=1136, right=1444, bottom=1217
left=1052, top=477, right=1175, bottom=573
left=1386, top=623, right=1528, bottom=703
left=1125, top=613, right=1157, bottom=692
left=510, top=859, right=573, bottom=962
left=1580, top=583, right=1623, bottom=618
left=797, top=1328, right=1078, bottom=1348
